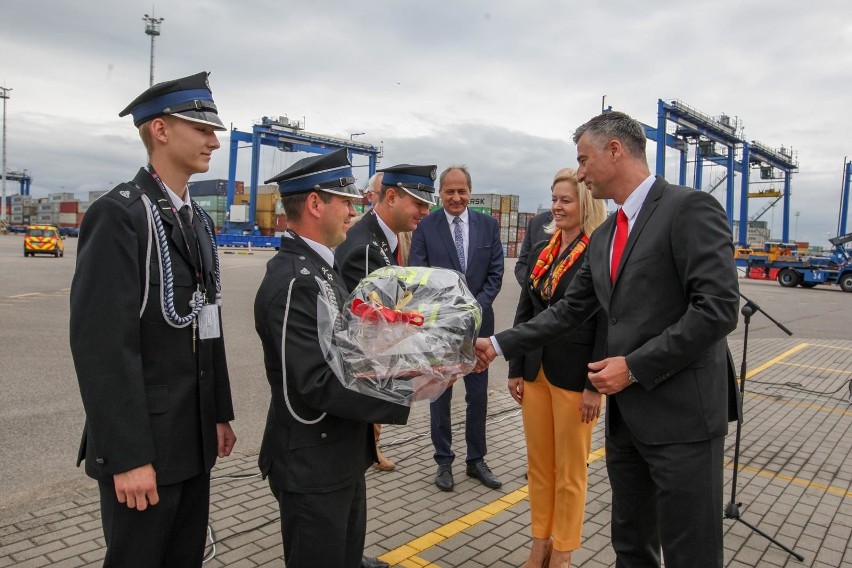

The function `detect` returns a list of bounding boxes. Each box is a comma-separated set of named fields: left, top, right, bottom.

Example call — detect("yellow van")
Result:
left=24, top=225, right=65, bottom=257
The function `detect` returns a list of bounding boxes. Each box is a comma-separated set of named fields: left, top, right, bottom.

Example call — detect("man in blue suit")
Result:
left=410, top=165, right=505, bottom=491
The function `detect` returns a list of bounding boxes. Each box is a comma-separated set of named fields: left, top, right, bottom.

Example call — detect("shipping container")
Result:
left=469, top=206, right=490, bottom=215
left=507, top=243, right=518, bottom=258
left=255, top=211, right=275, bottom=229
left=49, top=192, right=74, bottom=202
left=11, top=204, right=23, bottom=214
left=258, top=184, right=278, bottom=195
left=490, top=210, right=501, bottom=221
left=58, top=212, right=77, bottom=225
left=77, top=212, right=86, bottom=225
left=256, top=193, right=279, bottom=212
left=508, top=211, right=518, bottom=228
left=60, top=201, right=78, bottom=213
left=509, top=227, right=518, bottom=242
left=500, top=195, right=512, bottom=214
left=510, top=195, right=520, bottom=211
left=517, top=227, right=526, bottom=243
left=234, top=181, right=245, bottom=194
left=194, top=195, right=228, bottom=211
left=500, top=227, right=510, bottom=243
left=78, top=202, right=90, bottom=213
left=10, top=215, right=22, bottom=224
left=187, top=179, right=228, bottom=196
left=37, top=203, right=59, bottom=213
left=469, top=193, right=501, bottom=210
left=10, top=195, right=33, bottom=206
left=233, top=193, right=251, bottom=205
left=501, top=243, right=508, bottom=256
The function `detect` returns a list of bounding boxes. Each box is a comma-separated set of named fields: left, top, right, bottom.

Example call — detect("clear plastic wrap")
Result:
left=320, top=266, right=482, bottom=406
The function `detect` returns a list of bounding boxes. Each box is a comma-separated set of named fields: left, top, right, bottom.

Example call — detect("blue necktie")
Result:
left=453, top=216, right=466, bottom=272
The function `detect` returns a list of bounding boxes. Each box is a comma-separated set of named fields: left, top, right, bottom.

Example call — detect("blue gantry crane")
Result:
left=625, top=100, right=799, bottom=246
left=220, top=116, right=381, bottom=247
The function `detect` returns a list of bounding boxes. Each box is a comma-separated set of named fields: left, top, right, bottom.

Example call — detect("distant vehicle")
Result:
left=24, top=225, right=65, bottom=257
left=58, top=226, right=79, bottom=237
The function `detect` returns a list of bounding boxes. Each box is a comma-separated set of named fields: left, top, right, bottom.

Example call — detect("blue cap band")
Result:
left=280, top=166, right=354, bottom=194
left=131, top=89, right=214, bottom=125
left=382, top=172, right=435, bottom=189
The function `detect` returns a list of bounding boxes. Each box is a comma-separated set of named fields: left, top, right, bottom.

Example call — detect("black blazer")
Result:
left=497, top=178, right=741, bottom=445
left=71, top=168, right=234, bottom=485
left=508, top=240, right=605, bottom=392
left=255, top=232, right=410, bottom=493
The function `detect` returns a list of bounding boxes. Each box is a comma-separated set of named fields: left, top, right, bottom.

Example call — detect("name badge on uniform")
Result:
left=198, top=304, right=221, bottom=340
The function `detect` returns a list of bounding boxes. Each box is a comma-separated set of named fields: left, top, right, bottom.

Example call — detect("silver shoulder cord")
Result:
left=280, top=277, right=326, bottom=424
left=138, top=194, right=223, bottom=327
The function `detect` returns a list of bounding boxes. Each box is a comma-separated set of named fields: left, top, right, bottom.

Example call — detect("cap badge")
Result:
left=300, top=268, right=310, bottom=275
left=430, top=167, right=437, bottom=180
left=119, top=190, right=130, bottom=199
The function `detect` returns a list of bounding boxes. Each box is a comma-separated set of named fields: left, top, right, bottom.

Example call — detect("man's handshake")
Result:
left=474, top=338, right=498, bottom=372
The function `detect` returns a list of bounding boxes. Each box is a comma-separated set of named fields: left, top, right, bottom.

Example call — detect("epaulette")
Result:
left=103, top=182, right=144, bottom=208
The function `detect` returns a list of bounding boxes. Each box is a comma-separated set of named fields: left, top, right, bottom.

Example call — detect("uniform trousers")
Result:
left=98, top=472, right=210, bottom=568
left=606, top=397, right=725, bottom=568
left=269, top=474, right=367, bottom=568
left=430, top=369, right=488, bottom=465
left=522, top=368, right=597, bottom=551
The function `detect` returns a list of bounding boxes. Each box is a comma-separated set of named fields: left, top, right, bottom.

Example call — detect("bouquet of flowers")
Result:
left=321, top=266, right=482, bottom=405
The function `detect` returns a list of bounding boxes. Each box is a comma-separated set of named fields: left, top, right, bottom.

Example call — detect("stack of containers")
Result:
left=469, top=193, right=544, bottom=258
left=255, top=184, right=279, bottom=236
left=9, top=195, right=36, bottom=226
left=58, top=200, right=79, bottom=230
left=187, top=179, right=246, bottom=231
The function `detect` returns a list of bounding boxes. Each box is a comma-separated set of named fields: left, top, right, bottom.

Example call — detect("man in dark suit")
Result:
left=255, top=149, right=412, bottom=568
left=70, top=72, right=236, bottom=567
left=476, top=111, right=740, bottom=567
left=514, top=210, right=552, bottom=285
left=410, top=165, right=505, bottom=491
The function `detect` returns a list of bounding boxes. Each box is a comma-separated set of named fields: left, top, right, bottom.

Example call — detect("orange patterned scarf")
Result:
left=529, top=231, right=589, bottom=301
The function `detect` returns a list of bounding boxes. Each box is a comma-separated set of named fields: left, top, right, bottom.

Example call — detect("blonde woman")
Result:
left=509, top=168, right=607, bottom=567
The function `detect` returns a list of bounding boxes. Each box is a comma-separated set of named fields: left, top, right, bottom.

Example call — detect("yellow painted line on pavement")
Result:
left=735, top=464, right=852, bottom=499
left=380, top=343, right=843, bottom=566
left=8, top=292, right=40, bottom=298
left=777, top=361, right=852, bottom=376
left=378, top=449, right=606, bottom=567
left=744, top=342, right=810, bottom=379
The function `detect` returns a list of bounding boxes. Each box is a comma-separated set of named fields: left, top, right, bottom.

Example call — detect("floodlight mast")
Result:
left=143, top=13, right=165, bottom=87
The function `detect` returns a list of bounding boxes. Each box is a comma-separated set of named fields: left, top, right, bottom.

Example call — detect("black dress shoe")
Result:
left=361, top=556, right=389, bottom=568
left=466, top=460, right=502, bottom=489
left=435, top=464, right=454, bottom=491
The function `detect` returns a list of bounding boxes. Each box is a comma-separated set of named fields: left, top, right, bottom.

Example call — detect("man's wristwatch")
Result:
left=626, top=368, right=638, bottom=384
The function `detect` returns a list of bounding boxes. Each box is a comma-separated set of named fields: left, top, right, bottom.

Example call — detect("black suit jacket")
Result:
left=497, top=178, right=740, bottom=445
left=334, top=211, right=395, bottom=293
left=508, top=240, right=605, bottom=391
left=255, top=232, right=409, bottom=493
left=71, top=168, right=234, bottom=485
left=409, top=209, right=504, bottom=336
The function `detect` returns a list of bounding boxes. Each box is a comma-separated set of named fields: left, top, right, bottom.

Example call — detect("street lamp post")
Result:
left=0, top=86, right=11, bottom=223
left=794, top=211, right=800, bottom=242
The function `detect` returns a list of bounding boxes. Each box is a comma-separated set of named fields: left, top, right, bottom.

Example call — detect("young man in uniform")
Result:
left=70, top=71, right=236, bottom=567
left=255, top=148, right=412, bottom=568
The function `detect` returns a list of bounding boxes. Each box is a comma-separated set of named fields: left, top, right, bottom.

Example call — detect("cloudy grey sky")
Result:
left=1, top=0, right=851, bottom=245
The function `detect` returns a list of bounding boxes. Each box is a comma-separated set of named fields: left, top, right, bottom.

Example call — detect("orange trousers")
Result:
left=521, top=368, right=598, bottom=551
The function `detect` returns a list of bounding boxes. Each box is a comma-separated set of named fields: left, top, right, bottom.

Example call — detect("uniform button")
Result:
left=320, top=433, right=327, bottom=439
left=610, top=317, right=617, bottom=325
left=96, top=458, right=105, bottom=464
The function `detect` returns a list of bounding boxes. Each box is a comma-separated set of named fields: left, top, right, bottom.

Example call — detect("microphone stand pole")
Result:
left=724, top=293, right=803, bottom=561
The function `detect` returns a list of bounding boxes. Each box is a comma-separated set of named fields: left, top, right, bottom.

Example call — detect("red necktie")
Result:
left=611, top=208, right=628, bottom=284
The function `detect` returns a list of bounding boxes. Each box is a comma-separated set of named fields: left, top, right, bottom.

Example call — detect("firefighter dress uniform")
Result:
left=70, top=72, right=235, bottom=568
left=254, top=150, right=410, bottom=568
